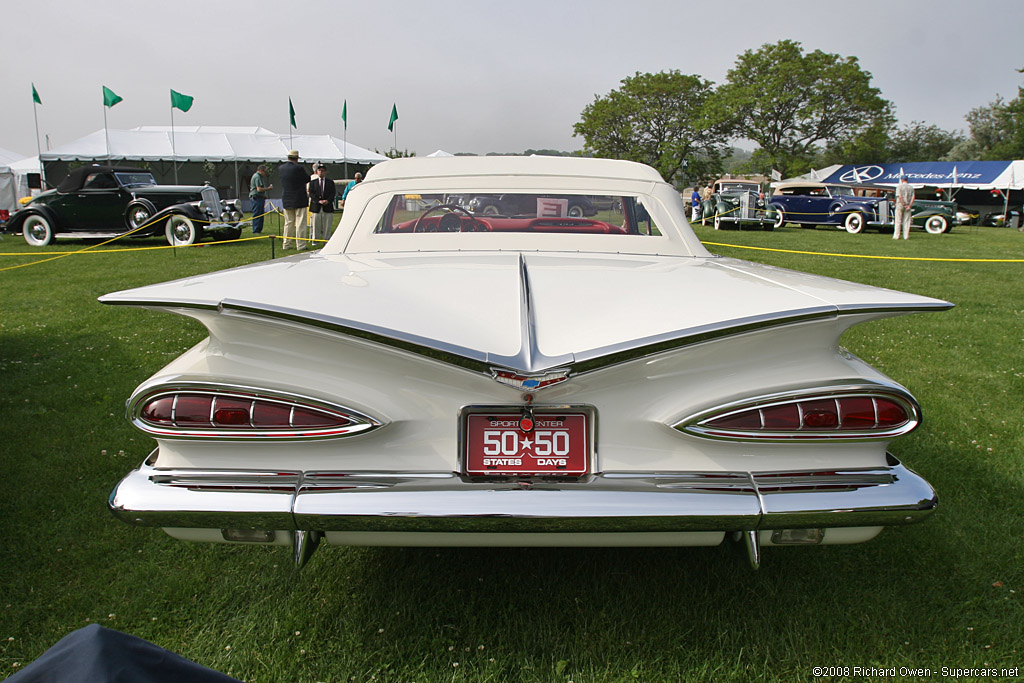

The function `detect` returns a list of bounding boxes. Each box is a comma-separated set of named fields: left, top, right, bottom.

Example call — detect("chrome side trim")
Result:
left=674, top=381, right=922, bottom=442
left=99, top=294, right=952, bottom=379
left=108, top=453, right=936, bottom=534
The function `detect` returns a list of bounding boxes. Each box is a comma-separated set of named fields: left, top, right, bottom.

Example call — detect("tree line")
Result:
left=572, top=39, right=1024, bottom=186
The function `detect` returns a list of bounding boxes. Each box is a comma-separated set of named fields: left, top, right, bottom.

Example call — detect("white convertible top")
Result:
left=331, top=156, right=708, bottom=257
left=363, top=155, right=667, bottom=183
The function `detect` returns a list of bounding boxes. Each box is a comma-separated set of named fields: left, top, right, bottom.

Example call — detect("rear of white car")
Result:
left=104, top=157, right=950, bottom=568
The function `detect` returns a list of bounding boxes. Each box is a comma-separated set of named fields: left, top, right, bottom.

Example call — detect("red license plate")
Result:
left=464, top=412, right=589, bottom=476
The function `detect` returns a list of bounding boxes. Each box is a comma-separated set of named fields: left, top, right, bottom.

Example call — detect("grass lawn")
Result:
left=0, top=222, right=1022, bottom=682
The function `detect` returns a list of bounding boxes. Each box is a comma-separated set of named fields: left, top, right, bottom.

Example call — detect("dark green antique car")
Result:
left=5, top=165, right=246, bottom=247
left=704, top=180, right=775, bottom=231
left=910, top=198, right=960, bottom=234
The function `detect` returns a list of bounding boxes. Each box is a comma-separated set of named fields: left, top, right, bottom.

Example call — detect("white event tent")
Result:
left=34, top=126, right=388, bottom=203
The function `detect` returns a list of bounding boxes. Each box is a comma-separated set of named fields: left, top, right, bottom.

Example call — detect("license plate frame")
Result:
left=460, top=406, right=593, bottom=477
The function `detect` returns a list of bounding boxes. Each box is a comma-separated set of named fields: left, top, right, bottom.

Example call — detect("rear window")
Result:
left=373, top=193, right=661, bottom=235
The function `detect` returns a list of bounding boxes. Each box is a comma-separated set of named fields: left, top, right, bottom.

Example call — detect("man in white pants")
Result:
left=894, top=176, right=915, bottom=240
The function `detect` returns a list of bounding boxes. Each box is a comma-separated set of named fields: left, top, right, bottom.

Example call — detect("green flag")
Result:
left=342, top=100, right=347, bottom=129
left=103, top=86, right=122, bottom=108
left=289, top=97, right=297, bottom=128
left=170, top=89, right=194, bottom=112
left=32, top=83, right=41, bottom=105
left=388, top=103, right=399, bottom=132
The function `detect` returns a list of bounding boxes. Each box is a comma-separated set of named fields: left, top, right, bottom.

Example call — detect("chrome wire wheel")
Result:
left=23, top=215, right=54, bottom=246
left=127, top=203, right=153, bottom=230
left=165, top=215, right=199, bottom=246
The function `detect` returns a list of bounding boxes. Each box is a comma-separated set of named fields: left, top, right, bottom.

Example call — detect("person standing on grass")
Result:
left=278, top=150, right=309, bottom=250
left=340, top=172, right=362, bottom=209
left=690, top=186, right=701, bottom=223
left=248, top=165, right=273, bottom=235
left=308, top=162, right=336, bottom=244
left=894, top=175, right=915, bottom=240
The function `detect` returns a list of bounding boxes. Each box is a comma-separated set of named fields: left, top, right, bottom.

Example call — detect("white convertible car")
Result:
left=104, top=157, right=951, bottom=568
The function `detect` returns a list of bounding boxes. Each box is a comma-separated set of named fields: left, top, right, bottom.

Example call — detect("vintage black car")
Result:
left=5, top=165, right=246, bottom=246
left=467, top=194, right=598, bottom=218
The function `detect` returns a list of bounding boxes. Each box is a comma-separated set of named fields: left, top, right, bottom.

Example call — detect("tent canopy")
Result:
left=38, top=126, right=387, bottom=165
left=0, top=146, right=25, bottom=166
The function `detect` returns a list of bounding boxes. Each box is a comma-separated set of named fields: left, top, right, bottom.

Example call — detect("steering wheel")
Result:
left=412, top=204, right=482, bottom=232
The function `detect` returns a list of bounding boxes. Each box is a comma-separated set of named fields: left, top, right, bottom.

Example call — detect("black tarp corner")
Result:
left=7, top=624, right=242, bottom=683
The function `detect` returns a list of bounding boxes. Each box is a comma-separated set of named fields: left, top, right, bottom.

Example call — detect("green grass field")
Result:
left=1, top=222, right=1022, bottom=682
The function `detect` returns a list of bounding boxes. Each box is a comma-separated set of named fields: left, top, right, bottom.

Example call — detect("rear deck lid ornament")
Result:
left=491, top=368, right=570, bottom=391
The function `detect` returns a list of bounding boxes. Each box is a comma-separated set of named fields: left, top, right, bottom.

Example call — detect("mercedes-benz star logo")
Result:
left=840, top=166, right=885, bottom=183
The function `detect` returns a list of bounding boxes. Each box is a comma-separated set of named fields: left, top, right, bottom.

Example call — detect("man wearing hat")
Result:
left=308, top=162, right=337, bottom=244
left=278, top=150, right=309, bottom=250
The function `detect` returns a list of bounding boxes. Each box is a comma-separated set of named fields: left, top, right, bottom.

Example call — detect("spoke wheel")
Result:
left=126, top=201, right=155, bottom=230
left=166, top=215, right=200, bottom=246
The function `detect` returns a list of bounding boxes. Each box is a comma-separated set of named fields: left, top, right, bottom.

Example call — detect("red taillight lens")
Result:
left=687, top=392, right=918, bottom=440
left=140, top=396, right=174, bottom=425
left=213, top=398, right=252, bottom=426
left=174, top=395, right=213, bottom=427
left=133, top=389, right=373, bottom=439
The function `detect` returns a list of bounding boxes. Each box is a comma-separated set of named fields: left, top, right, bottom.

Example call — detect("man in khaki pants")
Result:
left=278, top=150, right=309, bottom=250
left=894, top=176, right=915, bottom=240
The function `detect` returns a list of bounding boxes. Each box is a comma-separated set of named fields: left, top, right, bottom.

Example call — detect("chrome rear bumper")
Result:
left=109, top=452, right=936, bottom=534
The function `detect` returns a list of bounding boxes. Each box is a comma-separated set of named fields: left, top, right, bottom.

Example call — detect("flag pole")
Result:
left=171, top=103, right=178, bottom=184
left=104, top=102, right=110, bottom=162
left=32, top=85, right=46, bottom=188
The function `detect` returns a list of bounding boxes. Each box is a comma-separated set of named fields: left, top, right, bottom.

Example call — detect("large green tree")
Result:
left=573, top=71, right=730, bottom=185
left=712, top=40, right=892, bottom=177
left=891, top=122, right=965, bottom=162
left=947, top=73, right=1024, bottom=160
left=817, top=119, right=964, bottom=167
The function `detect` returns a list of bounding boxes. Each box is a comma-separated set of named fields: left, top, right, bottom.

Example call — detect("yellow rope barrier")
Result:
left=702, top=241, right=1024, bottom=263
left=1, top=205, right=1016, bottom=268
left=0, top=209, right=331, bottom=270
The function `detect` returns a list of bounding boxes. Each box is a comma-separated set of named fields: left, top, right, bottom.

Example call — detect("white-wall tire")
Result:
left=166, top=215, right=199, bottom=246
left=23, top=215, right=55, bottom=246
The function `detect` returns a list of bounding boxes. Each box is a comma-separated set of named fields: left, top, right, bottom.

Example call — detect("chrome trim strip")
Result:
left=673, top=381, right=922, bottom=443
left=108, top=454, right=936, bottom=534
left=100, top=296, right=952, bottom=378
left=127, top=381, right=382, bottom=441
left=511, top=253, right=576, bottom=373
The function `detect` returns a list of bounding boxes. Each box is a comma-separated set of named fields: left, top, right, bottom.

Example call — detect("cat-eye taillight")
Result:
left=131, top=385, right=379, bottom=440
left=676, top=387, right=919, bottom=441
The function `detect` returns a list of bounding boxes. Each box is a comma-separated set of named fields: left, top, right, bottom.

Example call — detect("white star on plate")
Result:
left=520, top=438, right=533, bottom=451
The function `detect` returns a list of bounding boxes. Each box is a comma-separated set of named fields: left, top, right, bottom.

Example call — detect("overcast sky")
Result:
left=3, top=0, right=1022, bottom=159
